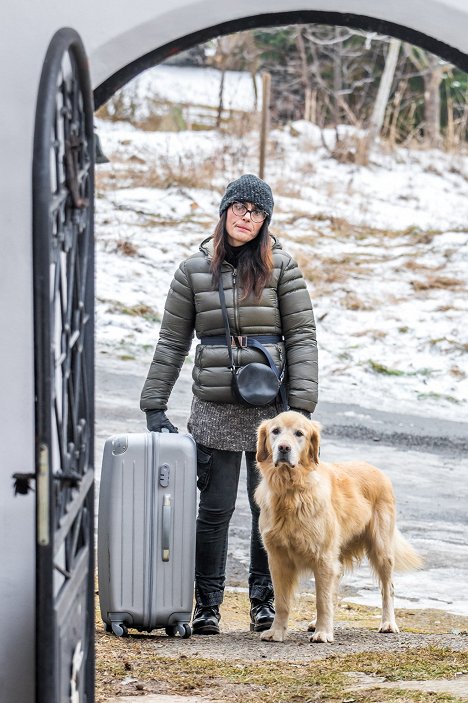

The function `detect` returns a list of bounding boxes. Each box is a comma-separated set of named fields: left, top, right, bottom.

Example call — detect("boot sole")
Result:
left=192, top=624, right=220, bottom=635
left=250, top=621, right=274, bottom=632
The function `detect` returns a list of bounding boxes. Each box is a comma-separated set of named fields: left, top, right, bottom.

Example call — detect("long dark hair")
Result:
left=210, top=211, right=274, bottom=300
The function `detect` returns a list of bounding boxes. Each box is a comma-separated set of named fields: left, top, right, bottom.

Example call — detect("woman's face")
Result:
left=225, top=202, right=264, bottom=247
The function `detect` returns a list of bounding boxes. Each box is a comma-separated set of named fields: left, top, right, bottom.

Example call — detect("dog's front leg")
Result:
left=308, top=563, right=343, bottom=634
left=260, top=547, right=297, bottom=643
left=311, top=558, right=339, bottom=643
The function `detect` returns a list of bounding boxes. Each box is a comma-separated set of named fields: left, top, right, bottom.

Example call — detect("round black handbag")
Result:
left=232, top=361, right=281, bottom=406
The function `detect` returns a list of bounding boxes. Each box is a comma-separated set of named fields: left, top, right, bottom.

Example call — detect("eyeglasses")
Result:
left=231, top=201, right=267, bottom=224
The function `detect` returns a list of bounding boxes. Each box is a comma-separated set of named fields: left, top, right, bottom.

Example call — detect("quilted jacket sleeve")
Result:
left=140, top=262, right=195, bottom=412
left=278, top=254, right=318, bottom=413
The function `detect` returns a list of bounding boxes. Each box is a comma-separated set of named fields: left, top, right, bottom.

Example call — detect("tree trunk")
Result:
left=216, top=68, right=225, bottom=128
left=424, top=54, right=442, bottom=146
left=333, top=27, right=342, bottom=126
left=365, top=38, right=401, bottom=153
left=388, top=80, right=406, bottom=146
left=296, top=29, right=312, bottom=121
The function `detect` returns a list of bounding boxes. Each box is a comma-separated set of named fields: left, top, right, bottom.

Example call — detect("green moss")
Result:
left=106, top=301, right=161, bottom=322
left=368, top=360, right=406, bottom=376
left=418, top=392, right=461, bottom=404
left=368, top=360, right=436, bottom=378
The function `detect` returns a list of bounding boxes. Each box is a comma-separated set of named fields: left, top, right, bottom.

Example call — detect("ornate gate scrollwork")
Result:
left=32, top=27, right=95, bottom=703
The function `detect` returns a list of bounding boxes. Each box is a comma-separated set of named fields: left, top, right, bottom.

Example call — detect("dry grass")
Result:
left=97, top=94, right=259, bottom=136
left=95, top=589, right=468, bottom=703
left=410, top=275, right=465, bottom=291
left=403, top=260, right=444, bottom=273
left=294, top=251, right=380, bottom=299
left=354, top=328, right=388, bottom=340
left=273, top=179, right=304, bottom=199
left=99, top=155, right=220, bottom=192
left=116, top=239, right=138, bottom=257
left=220, top=109, right=260, bottom=138
left=103, top=300, right=161, bottom=322
left=342, top=291, right=376, bottom=311
left=450, top=365, right=466, bottom=379
left=331, top=133, right=370, bottom=166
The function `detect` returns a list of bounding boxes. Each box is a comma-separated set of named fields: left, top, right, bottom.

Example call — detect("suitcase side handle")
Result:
left=162, top=494, right=171, bottom=562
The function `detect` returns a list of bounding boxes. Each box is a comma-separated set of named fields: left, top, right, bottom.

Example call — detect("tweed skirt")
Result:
left=187, top=396, right=278, bottom=452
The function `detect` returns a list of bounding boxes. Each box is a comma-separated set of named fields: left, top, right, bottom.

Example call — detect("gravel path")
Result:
left=132, top=626, right=468, bottom=662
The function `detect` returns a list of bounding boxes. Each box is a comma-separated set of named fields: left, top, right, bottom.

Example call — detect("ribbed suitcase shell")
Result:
left=98, top=431, right=197, bottom=637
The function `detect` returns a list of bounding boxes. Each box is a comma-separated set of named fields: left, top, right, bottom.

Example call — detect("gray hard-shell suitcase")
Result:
left=98, top=431, right=197, bottom=638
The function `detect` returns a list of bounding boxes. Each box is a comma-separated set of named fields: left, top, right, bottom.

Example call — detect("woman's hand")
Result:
left=146, top=409, right=178, bottom=433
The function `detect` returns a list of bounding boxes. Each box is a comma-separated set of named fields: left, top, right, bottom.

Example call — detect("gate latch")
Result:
left=54, top=471, right=81, bottom=489
left=12, top=472, right=36, bottom=495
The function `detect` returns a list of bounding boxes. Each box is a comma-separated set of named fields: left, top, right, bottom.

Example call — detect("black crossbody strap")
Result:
left=246, top=338, right=282, bottom=380
left=218, top=277, right=235, bottom=369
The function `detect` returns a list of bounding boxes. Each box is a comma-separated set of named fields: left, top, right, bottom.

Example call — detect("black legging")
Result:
left=194, top=445, right=273, bottom=607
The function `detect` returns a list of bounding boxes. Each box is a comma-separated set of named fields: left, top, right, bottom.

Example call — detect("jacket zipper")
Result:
left=232, top=268, right=240, bottom=333
left=232, top=268, right=240, bottom=368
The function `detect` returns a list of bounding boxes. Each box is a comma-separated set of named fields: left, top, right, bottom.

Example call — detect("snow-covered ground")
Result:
left=95, top=64, right=468, bottom=423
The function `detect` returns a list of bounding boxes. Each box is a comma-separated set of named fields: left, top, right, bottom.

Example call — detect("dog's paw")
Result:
left=260, top=627, right=286, bottom=642
left=309, top=629, right=334, bottom=643
left=379, top=621, right=400, bottom=634
left=307, top=619, right=316, bottom=632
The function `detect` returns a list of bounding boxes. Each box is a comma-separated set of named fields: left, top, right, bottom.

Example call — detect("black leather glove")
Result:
left=146, top=409, right=178, bottom=433
left=289, top=407, right=311, bottom=419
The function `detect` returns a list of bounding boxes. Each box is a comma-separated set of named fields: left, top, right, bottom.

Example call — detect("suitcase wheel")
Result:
left=178, top=623, right=192, bottom=639
left=111, top=622, right=128, bottom=637
left=165, top=623, right=192, bottom=638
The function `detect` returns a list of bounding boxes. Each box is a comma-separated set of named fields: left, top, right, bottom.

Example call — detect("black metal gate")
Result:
left=32, top=27, right=95, bottom=703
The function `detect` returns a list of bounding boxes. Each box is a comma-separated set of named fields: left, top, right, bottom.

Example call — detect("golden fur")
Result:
left=255, top=411, right=422, bottom=643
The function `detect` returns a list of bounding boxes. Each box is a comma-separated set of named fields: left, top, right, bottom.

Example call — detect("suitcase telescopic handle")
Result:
left=162, top=494, right=171, bottom=562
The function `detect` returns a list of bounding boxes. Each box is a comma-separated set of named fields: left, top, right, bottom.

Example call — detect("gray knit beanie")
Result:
left=219, top=174, right=274, bottom=221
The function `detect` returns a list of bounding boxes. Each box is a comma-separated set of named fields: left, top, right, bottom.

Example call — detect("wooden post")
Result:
left=259, top=72, right=271, bottom=180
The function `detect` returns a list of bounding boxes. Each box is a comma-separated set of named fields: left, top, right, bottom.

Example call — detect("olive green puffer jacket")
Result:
left=140, top=235, right=318, bottom=412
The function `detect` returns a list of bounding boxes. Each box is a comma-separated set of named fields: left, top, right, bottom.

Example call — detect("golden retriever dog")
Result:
left=255, top=411, right=422, bottom=643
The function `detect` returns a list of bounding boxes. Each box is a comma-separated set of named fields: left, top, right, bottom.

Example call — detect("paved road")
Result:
left=95, top=355, right=468, bottom=615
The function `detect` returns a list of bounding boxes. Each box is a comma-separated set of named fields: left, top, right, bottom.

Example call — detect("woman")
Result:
left=140, top=174, right=318, bottom=635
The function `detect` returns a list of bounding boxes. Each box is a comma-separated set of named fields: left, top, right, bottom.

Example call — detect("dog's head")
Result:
left=256, top=411, right=321, bottom=486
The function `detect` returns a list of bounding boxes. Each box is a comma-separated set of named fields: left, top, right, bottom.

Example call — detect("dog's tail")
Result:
left=393, top=528, right=423, bottom=571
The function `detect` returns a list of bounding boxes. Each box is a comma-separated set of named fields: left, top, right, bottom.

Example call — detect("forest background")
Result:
left=99, top=24, right=468, bottom=155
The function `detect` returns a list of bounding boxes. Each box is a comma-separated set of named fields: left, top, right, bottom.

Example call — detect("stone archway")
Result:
left=93, top=9, right=468, bottom=107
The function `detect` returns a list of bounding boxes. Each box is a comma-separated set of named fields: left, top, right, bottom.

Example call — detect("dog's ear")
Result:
left=308, top=421, right=321, bottom=465
left=256, top=420, right=271, bottom=464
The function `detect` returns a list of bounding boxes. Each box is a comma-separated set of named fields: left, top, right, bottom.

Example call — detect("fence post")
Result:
left=259, top=72, right=271, bottom=179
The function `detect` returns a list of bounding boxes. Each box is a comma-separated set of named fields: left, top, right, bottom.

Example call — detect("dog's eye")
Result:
left=294, top=430, right=304, bottom=437
left=271, top=427, right=280, bottom=435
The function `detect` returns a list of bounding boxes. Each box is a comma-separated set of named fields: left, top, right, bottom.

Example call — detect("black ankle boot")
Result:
left=192, top=604, right=221, bottom=635
left=250, top=598, right=275, bottom=632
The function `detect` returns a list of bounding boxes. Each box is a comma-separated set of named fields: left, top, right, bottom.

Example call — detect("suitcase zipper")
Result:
left=147, top=433, right=158, bottom=628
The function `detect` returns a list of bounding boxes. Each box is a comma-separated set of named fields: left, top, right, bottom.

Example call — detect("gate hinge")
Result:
left=12, top=472, right=36, bottom=496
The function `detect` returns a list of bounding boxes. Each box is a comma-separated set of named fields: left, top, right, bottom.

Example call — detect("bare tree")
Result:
left=211, top=33, right=263, bottom=126
left=365, top=38, right=401, bottom=154
left=403, top=45, right=449, bottom=146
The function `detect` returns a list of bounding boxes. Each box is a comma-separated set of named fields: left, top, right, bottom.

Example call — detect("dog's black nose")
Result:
left=278, top=443, right=291, bottom=454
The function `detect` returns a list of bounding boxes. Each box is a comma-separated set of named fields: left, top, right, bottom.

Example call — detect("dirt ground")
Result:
left=96, top=590, right=468, bottom=702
